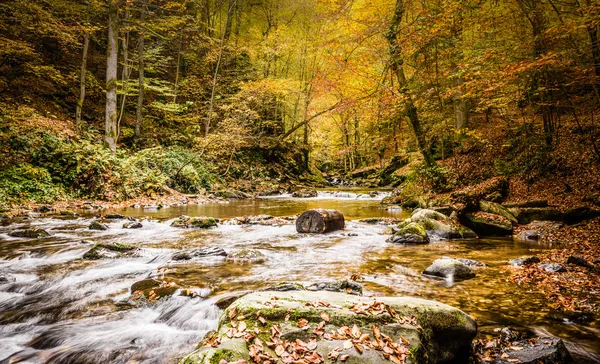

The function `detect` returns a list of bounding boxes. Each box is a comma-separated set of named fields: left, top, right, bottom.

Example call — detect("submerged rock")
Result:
left=495, top=337, right=572, bottom=364
left=423, top=257, right=476, bottom=280
left=546, top=309, right=594, bottom=324
left=88, top=220, right=109, bottom=231
left=130, top=279, right=179, bottom=301
left=83, top=242, right=138, bottom=260
left=409, top=209, right=477, bottom=240
left=171, top=216, right=218, bottom=229
left=171, top=247, right=227, bottom=261
left=180, top=291, right=477, bottom=364
left=509, top=256, right=541, bottom=267
left=8, top=228, right=50, bottom=238
left=123, top=221, right=143, bottom=229
left=226, top=249, right=267, bottom=263
left=386, top=221, right=429, bottom=244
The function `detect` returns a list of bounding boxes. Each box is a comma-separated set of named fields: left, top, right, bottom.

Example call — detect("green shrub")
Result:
left=123, top=146, right=217, bottom=195
left=0, top=163, right=63, bottom=204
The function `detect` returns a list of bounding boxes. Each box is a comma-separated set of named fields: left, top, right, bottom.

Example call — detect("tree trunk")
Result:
left=206, top=0, right=236, bottom=136
left=75, top=32, right=90, bottom=129
left=173, top=33, right=183, bottom=103
left=117, top=7, right=130, bottom=137
left=296, top=209, right=345, bottom=233
left=135, top=8, right=145, bottom=138
left=105, top=0, right=119, bottom=152
left=453, top=73, right=469, bottom=129
left=385, top=0, right=435, bottom=167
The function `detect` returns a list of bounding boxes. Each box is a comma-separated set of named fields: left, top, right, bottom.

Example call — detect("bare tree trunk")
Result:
left=117, top=7, right=130, bottom=138
left=385, top=0, right=435, bottom=167
left=206, top=0, right=236, bottom=136
left=75, top=31, right=90, bottom=129
left=105, top=0, right=119, bottom=152
left=173, top=33, right=183, bottom=103
left=135, top=7, right=145, bottom=138
left=453, top=73, right=469, bottom=129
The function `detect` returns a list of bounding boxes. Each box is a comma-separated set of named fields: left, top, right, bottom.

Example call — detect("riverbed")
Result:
left=0, top=190, right=598, bottom=363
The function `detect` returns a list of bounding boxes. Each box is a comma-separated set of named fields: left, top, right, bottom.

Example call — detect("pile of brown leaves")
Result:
left=510, top=217, right=600, bottom=312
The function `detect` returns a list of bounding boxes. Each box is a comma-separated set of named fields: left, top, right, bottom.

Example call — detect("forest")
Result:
left=0, top=0, right=599, bottom=363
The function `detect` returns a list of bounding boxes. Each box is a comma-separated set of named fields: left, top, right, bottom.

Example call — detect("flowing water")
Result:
left=0, top=190, right=598, bottom=363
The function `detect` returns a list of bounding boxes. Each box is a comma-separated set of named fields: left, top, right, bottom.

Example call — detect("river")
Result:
left=0, top=190, right=598, bottom=363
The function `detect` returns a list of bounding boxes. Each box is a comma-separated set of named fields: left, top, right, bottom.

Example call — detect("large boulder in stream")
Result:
left=404, top=209, right=477, bottom=240
left=387, top=221, right=429, bottom=244
left=423, top=258, right=475, bottom=281
left=180, top=291, right=477, bottom=364
left=296, top=209, right=345, bottom=233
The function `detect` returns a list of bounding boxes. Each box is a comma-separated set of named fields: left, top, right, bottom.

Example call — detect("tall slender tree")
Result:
left=105, top=0, right=119, bottom=152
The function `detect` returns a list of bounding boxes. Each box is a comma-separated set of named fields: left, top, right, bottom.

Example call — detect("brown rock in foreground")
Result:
left=296, top=209, right=345, bottom=233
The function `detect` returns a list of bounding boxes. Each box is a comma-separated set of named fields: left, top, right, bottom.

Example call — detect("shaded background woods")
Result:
left=0, top=0, right=599, bottom=206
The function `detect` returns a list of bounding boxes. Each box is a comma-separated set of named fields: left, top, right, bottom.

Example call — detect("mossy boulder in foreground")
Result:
left=180, top=291, right=477, bottom=364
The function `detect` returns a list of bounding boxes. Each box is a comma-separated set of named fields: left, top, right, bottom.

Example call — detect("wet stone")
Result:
left=88, top=220, right=109, bottom=231
left=538, top=263, right=566, bottom=273
left=509, top=256, right=541, bottom=267
left=106, top=213, right=125, bottom=219
left=304, top=279, right=363, bottom=295
left=226, top=249, right=267, bottom=263
left=8, top=228, right=50, bottom=238
left=423, top=257, right=475, bottom=280
left=171, top=247, right=227, bottom=261
left=546, top=309, right=594, bottom=324
left=291, top=189, right=318, bottom=198
left=444, top=257, right=486, bottom=267
left=83, top=242, right=138, bottom=260
left=171, top=216, right=218, bottom=229
left=496, top=337, right=573, bottom=364
left=123, top=221, right=143, bottom=229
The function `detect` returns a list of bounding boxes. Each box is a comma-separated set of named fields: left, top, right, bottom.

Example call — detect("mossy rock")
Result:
left=83, top=242, right=137, bottom=260
left=89, top=220, right=109, bottom=231
left=463, top=212, right=513, bottom=236
left=479, top=200, right=518, bottom=225
left=509, top=208, right=564, bottom=224
left=410, top=209, right=477, bottom=240
left=226, top=249, right=267, bottom=263
left=171, top=216, right=218, bottom=229
left=8, top=228, right=50, bottom=238
left=180, top=291, right=477, bottom=364
left=387, top=221, right=429, bottom=244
